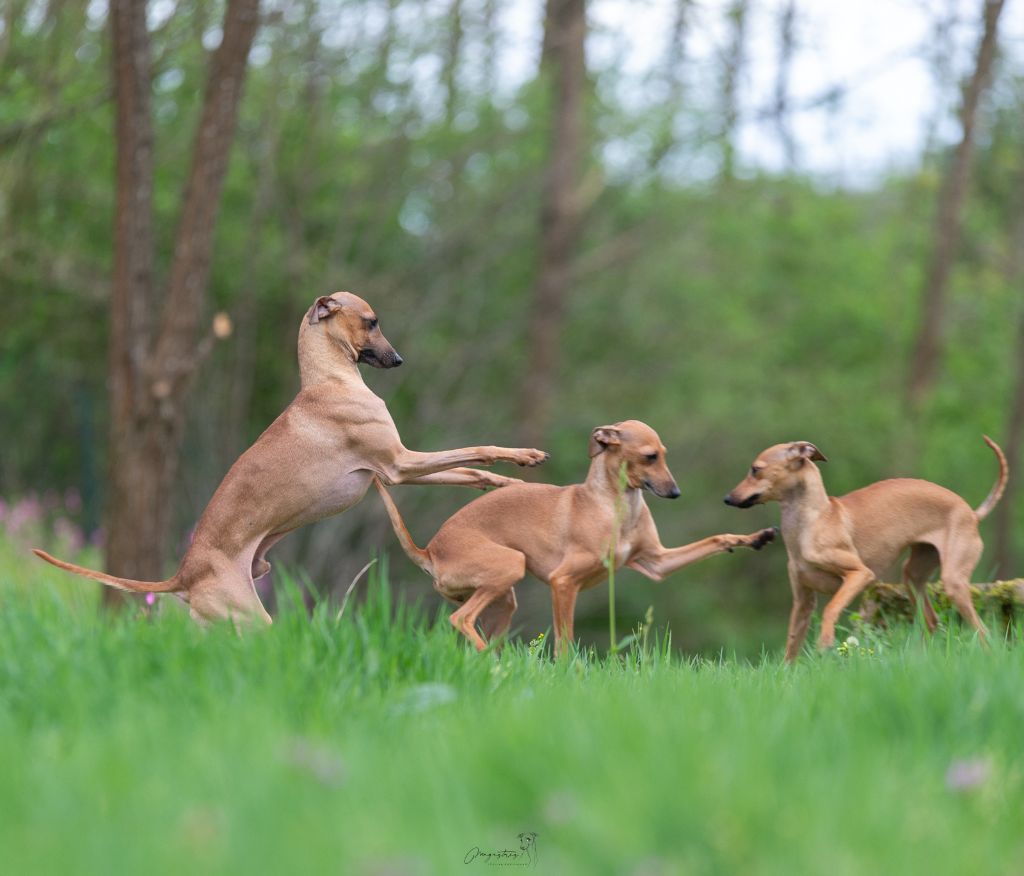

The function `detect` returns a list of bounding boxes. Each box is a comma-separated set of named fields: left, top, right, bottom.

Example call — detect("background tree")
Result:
left=520, top=0, right=589, bottom=450
left=719, top=0, right=750, bottom=183
left=105, top=0, right=260, bottom=600
left=906, top=0, right=1005, bottom=409
left=772, top=0, right=797, bottom=171
left=648, top=0, right=691, bottom=170
left=993, top=158, right=1024, bottom=577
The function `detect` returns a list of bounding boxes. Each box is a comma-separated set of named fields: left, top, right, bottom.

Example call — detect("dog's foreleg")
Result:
left=817, top=564, right=875, bottom=650
left=382, top=446, right=547, bottom=483
left=628, top=528, right=777, bottom=581
left=549, top=575, right=580, bottom=658
left=785, top=585, right=817, bottom=663
left=398, top=468, right=522, bottom=490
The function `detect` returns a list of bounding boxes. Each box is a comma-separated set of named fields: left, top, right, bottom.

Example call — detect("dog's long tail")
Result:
left=975, top=435, right=1009, bottom=522
left=373, top=478, right=434, bottom=575
left=32, top=549, right=181, bottom=593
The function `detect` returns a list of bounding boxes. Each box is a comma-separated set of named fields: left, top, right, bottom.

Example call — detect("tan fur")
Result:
left=377, top=421, right=776, bottom=656
left=724, top=437, right=1008, bottom=662
left=34, top=291, right=548, bottom=626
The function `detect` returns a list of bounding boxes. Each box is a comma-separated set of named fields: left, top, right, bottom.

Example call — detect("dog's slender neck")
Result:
left=297, top=321, right=363, bottom=389
left=584, top=455, right=643, bottom=521
left=778, top=464, right=830, bottom=544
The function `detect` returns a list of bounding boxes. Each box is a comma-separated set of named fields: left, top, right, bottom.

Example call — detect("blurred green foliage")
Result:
left=1, top=1, right=1023, bottom=656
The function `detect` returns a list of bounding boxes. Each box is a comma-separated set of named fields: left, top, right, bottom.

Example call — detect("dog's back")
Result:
left=837, top=478, right=977, bottom=573
left=427, top=482, right=571, bottom=573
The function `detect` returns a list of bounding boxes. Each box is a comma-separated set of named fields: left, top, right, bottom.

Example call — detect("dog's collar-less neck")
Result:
left=298, top=327, right=363, bottom=388
left=583, top=459, right=643, bottom=519
left=778, top=470, right=830, bottom=540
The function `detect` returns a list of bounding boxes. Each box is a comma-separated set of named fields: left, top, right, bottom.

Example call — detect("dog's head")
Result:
left=589, top=420, right=680, bottom=499
left=518, top=832, right=537, bottom=850
left=307, top=291, right=403, bottom=369
left=724, top=441, right=827, bottom=508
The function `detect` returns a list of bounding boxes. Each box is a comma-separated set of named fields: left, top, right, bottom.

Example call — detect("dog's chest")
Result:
left=316, top=469, right=374, bottom=517
left=613, top=533, right=636, bottom=565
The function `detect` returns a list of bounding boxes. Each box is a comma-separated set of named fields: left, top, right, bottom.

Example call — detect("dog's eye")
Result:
left=645, top=453, right=658, bottom=463
left=367, top=318, right=378, bottom=330
left=750, top=466, right=760, bottom=477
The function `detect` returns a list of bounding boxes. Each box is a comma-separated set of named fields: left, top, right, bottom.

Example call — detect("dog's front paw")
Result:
left=516, top=449, right=550, bottom=467
left=748, top=527, right=778, bottom=551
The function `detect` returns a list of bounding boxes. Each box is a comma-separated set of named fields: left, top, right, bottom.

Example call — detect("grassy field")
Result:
left=2, top=536, right=1023, bottom=876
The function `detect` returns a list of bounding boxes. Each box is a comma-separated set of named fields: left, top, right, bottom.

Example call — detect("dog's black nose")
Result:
left=723, top=495, right=734, bottom=505
left=667, top=486, right=681, bottom=499
left=393, top=352, right=403, bottom=366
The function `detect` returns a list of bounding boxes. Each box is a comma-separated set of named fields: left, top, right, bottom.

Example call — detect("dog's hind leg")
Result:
left=902, top=544, right=940, bottom=633
left=443, top=546, right=525, bottom=650
left=478, top=588, right=518, bottom=643
left=187, top=554, right=273, bottom=628
left=938, top=530, right=987, bottom=640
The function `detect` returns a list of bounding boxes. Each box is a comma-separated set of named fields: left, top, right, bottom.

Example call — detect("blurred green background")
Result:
left=2, top=0, right=1023, bottom=657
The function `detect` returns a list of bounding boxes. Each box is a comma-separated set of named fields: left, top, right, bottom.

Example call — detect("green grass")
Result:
left=2, top=536, right=1024, bottom=875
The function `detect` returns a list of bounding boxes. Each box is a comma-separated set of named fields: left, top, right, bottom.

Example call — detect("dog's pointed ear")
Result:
left=589, top=425, right=622, bottom=458
left=787, top=441, right=827, bottom=463
left=309, top=295, right=343, bottom=325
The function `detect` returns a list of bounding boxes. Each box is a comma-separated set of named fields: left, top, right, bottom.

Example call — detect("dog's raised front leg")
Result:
left=381, top=446, right=548, bottom=484
left=628, top=528, right=776, bottom=581
left=398, top=468, right=523, bottom=490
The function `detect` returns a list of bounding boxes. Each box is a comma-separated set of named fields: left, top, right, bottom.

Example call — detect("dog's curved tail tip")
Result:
left=31, top=548, right=178, bottom=593
left=975, top=435, right=1008, bottom=522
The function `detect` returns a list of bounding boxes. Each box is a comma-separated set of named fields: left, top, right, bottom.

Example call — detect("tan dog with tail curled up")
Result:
left=724, top=438, right=1007, bottom=661
left=35, top=291, right=548, bottom=625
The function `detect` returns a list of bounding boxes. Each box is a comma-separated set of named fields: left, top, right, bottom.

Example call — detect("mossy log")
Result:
left=860, top=579, right=1024, bottom=627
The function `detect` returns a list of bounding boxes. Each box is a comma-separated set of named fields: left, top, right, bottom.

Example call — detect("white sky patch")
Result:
left=494, top=0, right=1024, bottom=185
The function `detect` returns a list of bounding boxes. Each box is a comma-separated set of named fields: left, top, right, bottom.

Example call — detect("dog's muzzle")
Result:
left=359, top=347, right=403, bottom=368
left=645, top=480, right=681, bottom=499
left=724, top=493, right=761, bottom=508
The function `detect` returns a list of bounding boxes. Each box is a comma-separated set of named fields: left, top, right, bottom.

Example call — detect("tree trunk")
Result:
left=520, top=0, right=587, bottom=450
left=648, top=0, right=690, bottom=170
left=480, top=0, right=498, bottom=92
left=106, top=0, right=159, bottom=600
left=104, top=0, right=260, bottom=602
left=773, top=0, right=797, bottom=171
left=719, top=0, right=749, bottom=184
left=442, top=0, right=463, bottom=125
left=906, top=0, right=1005, bottom=408
left=993, top=179, right=1024, bottom=577
left=994, top=310, right=1024, bottom=577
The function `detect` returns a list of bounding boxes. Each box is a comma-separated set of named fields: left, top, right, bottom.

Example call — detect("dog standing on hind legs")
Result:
left=724, top=437, right=1008, bottom=662
left=34, top=291, right=548, bottom=625
left=375, top=420, right=777, bottom=656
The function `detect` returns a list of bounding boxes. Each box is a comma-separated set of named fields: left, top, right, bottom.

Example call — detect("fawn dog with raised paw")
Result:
left=376, top=420, right=776, bottom=655
left=35, top=291, right=548, bottom=626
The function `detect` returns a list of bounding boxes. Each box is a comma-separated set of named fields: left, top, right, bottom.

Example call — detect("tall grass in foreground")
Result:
left=1, top=536, right=1023, bottom=876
